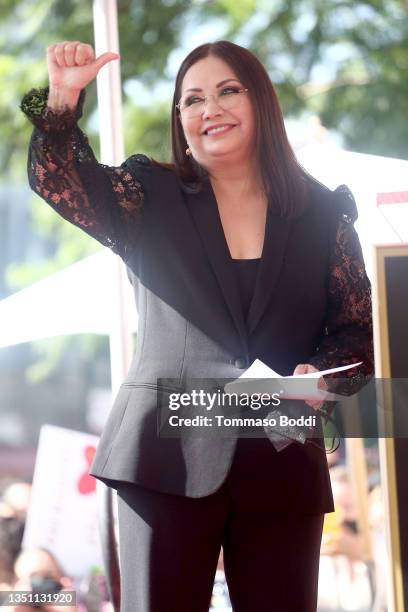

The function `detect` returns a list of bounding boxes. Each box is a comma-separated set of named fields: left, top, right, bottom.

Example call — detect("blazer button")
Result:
left=231, top=357, right=249, bottom=369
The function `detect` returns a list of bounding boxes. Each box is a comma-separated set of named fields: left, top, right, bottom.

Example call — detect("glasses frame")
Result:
left=176, top=87, right=249, bottom=115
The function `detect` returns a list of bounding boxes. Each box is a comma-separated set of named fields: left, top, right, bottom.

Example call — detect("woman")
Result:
left=21, top=40, right=373, bottom=612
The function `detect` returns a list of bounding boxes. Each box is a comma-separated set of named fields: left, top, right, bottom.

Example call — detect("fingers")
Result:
left=305, top=399, right=324, bottom=411
left=47, top=41, right=95, bottom=67
left=292, top=364, right=325, bottom=410
left=292, top=363, right=319, bottom=376
left=63, top=42, right=77, bottom=67
left=293, top=363, right=317, bottom=375
left=317, top=374, right=329, bottom=392
left=52, top=41, right=73, bottom=67
left=75, top=42, right=94, bottom=66
left=292, top=363, right=309, bottom=376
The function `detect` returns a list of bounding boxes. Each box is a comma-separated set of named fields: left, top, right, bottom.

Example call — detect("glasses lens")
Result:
left=186, top=100, right=204, bottom=117
left=180, top=90, right=245, bottom=118
left=178, top=96, right=203, bottom=117
left=219, top=91, right=240, bottom=111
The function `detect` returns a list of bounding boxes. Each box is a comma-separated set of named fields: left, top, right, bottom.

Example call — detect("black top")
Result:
left=231, top=257, right=260, bottom=323
left=231, top=257, right=270, bottom=450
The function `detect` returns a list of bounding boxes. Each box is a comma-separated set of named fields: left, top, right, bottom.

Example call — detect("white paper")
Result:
left=224, top=359, right=363, bottom=401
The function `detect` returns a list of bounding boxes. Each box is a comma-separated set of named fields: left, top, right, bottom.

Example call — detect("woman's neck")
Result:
left=208, top=162, right=264, bottom=204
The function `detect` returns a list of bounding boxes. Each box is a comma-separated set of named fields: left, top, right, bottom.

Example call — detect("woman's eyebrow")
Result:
left=183, top=78, right=241, bottom=93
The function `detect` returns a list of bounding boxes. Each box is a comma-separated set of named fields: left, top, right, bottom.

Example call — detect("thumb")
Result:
left=94, top=51, right=120, bottom=71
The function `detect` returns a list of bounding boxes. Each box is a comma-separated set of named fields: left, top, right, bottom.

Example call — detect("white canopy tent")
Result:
left=0, top=250, right=137, bottom=348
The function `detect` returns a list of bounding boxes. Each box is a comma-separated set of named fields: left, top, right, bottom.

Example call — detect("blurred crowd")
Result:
left=0, top=480, right=112, bottom=612
left=317, top=447, right=387, bottom=612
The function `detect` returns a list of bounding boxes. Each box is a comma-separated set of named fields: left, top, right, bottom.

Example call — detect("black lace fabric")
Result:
left=20, top=87, right=146, bottom=262
left=309, top=185, right=374, bottom=399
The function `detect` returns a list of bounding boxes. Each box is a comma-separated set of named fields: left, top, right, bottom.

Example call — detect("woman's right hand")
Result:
left=46, top=41, right=119, bottom=108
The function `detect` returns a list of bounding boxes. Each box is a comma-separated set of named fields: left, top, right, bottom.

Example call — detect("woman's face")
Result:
left=178, top=55, right=255, bottom=171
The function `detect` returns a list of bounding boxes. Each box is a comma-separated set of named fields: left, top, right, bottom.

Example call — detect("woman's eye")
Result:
left=185, top=96, right=203, bottom=106
left=220, top=87, right=239, bottom=96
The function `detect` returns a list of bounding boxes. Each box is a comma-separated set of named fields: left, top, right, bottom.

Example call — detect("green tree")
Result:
left=215, top=0, right=408, bottom=158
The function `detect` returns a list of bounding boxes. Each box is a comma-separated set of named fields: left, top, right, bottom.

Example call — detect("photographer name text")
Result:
left=167, top=414, right=316, bottom=428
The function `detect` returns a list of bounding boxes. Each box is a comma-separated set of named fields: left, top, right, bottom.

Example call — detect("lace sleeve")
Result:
left=20, top=87, right=151, bottom=262
left=309, top=185, right=374, bottom=396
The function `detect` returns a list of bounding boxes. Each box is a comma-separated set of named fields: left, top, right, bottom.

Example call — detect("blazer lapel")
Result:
left=246, top=206, right=293, bottom=335
left=184, top=177, right=293, bottom=346
left=185, top=179, right=249, bottom=352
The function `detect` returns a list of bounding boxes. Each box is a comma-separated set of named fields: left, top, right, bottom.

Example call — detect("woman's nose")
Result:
left=201, top=96, right=224, bottom=120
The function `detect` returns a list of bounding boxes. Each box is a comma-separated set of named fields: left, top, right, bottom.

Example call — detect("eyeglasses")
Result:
left=176, top=86, right=249, bottom=118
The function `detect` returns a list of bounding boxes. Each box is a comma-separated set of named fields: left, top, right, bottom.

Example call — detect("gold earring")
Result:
left=186, top=146, right=192, bottom=156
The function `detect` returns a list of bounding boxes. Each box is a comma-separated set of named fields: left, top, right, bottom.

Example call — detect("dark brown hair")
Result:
left=164, top=40, right=308, bottom=218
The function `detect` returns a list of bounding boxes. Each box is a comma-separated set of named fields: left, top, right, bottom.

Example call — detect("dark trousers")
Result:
left=116, top=437, right=325, bottom=612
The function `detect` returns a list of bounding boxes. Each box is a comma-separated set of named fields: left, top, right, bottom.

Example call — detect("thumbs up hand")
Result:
left=46, top=41, right=119, bottom=109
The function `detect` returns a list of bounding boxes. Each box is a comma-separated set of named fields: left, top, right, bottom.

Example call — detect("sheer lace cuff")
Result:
left=20, top=86, right=86, bottom=134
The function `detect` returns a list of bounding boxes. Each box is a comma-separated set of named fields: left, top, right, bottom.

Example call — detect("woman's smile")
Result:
left=203, top=124, right=237, bottom=136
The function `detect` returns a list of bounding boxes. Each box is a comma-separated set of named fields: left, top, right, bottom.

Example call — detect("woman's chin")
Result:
left=198, top=145, right=244, bottom=164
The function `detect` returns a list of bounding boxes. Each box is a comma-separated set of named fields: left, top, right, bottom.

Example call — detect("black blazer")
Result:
left=22, top=87, right=374, bottom=514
